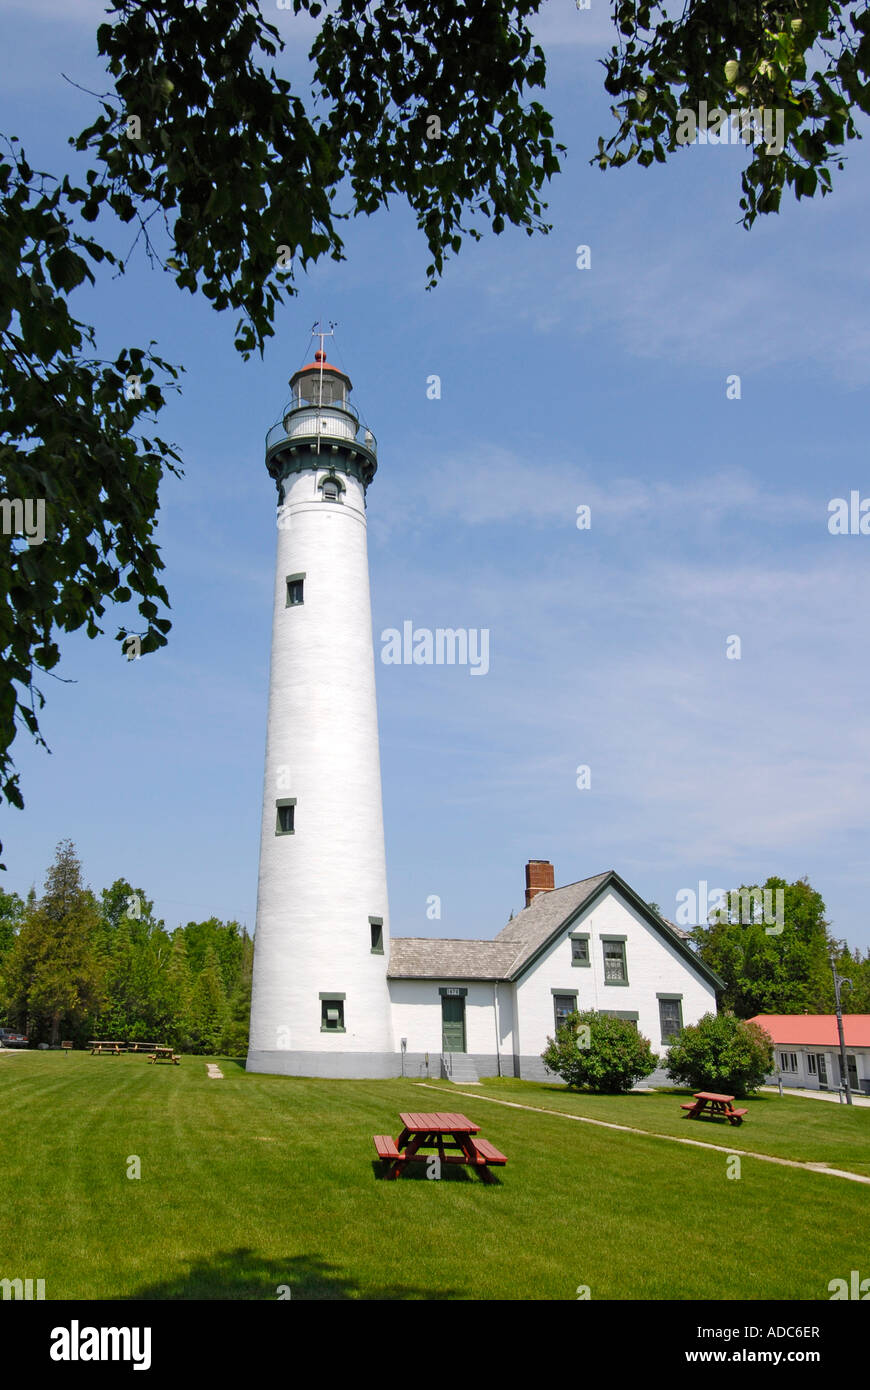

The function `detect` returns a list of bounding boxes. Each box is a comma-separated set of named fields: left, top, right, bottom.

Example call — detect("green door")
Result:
left=441, top=995, right=466, bottom=1053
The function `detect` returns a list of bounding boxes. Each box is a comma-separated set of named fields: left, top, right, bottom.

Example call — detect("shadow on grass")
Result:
left=126, top=1247, right=462, bottom=1300
left=370, top=1160, right=502, bottom=1185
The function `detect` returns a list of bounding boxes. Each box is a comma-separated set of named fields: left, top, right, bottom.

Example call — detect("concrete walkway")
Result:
left=415, top=1082, right=870, bottom=1186
left=761, top=1084, right=870, bottom=1108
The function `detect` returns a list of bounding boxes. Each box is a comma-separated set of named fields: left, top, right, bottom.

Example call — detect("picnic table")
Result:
left=680, top=1092, right=747, bottom=1126
left=373, top=1112, right=507, bottom=1180
left=127, top=1042, right=159, bottom=1053
left=89, top=1041, right=125, bottom=1055
left=148, top=1046, right=180, bottom=1065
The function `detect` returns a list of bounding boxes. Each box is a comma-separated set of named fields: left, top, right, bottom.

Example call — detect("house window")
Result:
left=553, top=994, right=577, bottom=1032
left=369, top=917, right=384, bottom=954
left=658, top=997, right=683, bottom=1042
left=807, top=1054, right=817, bottom=1075
left=320, top=995, right=345, bottom=1033
left=275, top=799, right=296, bottom=835
left=286, top=574, right=305, bottom=606
left=570, top=934, right=590, bottom=967
left=602, top=938, right=627, bottom=984
left=779, top=1052, right=798, bottom=1073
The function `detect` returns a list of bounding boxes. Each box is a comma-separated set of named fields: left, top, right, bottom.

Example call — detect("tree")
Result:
left=691, top=876, right=834, bottom=1016
left=596, top=0, right=870, bottom=225
left=159, top=930, right=195, bottom=1051
left=1, top=840, right=103, bottom=1043
left=221, top=931, right=254, bottom=1057
left=665, top=1012, right=774, bottom=1097
left=0, top=0, right=561, bottom=819
left=188, top=945, right=229, bottom=1055
left=0, top=887, right=24, bottom=960
left=541, top=1009, right=660, bottom=1093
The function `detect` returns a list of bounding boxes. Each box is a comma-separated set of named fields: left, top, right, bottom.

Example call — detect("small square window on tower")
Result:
left=285, top=573, right=305, bottom=606
left=369, top=917, right=384, bottom=954
left=275, top=798, right=296, bottom=835
left=319, top=994, right=346, bottom=1033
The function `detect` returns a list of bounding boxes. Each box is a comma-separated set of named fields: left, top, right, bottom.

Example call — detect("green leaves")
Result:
left=542, top=1010, right=660, bottom=1093
left=597, top=0, right=868, bottom=225
left=0, top=141, right=183, bottom=818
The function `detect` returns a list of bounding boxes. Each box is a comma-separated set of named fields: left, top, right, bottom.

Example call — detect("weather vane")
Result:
left=310, top=320, right=337, bottom=357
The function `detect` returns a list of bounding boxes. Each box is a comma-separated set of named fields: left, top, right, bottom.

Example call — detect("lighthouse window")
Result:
left=322, top=479, right=339, bottom=502
left=370, top=917, right=384, bottom=954
left=319, top=995, right=346, bottom=1033
left=275, top=799, right=296, bottom=835
left=285, top=573, right=305, bottom=606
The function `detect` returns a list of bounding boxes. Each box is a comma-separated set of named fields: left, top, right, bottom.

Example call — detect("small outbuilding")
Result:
left=747, top=1014, right=870, bottom=1095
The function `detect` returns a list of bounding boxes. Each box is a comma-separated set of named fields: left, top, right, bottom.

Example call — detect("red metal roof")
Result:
left=291, top=349, right=350, bottom=381
left=747, top=1015, right=870, bottom=1047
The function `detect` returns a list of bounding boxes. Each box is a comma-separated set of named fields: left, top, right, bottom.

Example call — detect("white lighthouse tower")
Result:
left=246, top=334, right=395, bottom=1078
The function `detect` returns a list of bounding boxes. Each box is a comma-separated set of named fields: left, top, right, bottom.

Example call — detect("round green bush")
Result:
left=665, top=1011, right=774, bottom=1097
left=541, top=1010, right=660, bottom=1093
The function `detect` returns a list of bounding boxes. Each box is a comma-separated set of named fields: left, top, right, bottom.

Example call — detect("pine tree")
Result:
left=3, top=841, right=103, bottom=1043
left=189, top=946, right=229, bottom=1056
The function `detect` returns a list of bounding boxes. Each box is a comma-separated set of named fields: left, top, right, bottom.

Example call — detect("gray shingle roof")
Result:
left=387, top=937, right=521, bottom=980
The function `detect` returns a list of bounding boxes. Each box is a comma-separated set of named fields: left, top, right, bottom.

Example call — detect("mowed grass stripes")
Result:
left=1, top=1054, right=866, bottom=1300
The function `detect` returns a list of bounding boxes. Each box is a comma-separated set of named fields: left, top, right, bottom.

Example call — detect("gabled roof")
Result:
left=747, top=1015, right=870, bottom=1047
left=388, top=869, right=724, bottom=991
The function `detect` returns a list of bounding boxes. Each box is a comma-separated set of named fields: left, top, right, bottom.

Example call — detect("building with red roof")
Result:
left=747, top=1015, right=870, bottom=1094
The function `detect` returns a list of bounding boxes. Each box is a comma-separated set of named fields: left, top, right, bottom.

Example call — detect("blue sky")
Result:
left=2, top=0, right=870, bottom=952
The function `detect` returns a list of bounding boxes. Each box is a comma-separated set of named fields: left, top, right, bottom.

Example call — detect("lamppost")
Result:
left=830, top=958, right=853, bottom=1106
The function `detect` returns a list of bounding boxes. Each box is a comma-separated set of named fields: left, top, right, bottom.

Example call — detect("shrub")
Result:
left=665, top=1012, right=774, bottom=1097
left=541, top=1010, right=660, bottom=1093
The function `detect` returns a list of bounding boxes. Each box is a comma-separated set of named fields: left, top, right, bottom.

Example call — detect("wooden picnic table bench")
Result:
left=681, top=1092, right=748, bottom=1125
left=89, top=1041, right=125, bottom=1055
left=148, top=1046, right=180, bottom=1065
left=373, top=1112, right=507, bottom=1179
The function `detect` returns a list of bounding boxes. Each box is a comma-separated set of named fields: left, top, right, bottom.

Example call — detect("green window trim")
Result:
left=569, top=932, right=591, bottom=967
left=601, top=1010, right=639, bottom=1020
left=275, top=798, right=296, bottom=835
left=369, top=916, right=384, bottom=954
left=602, top=937, right=628, bottom=986
left=658, top=995, right=683, bottom=1044
left=320, top=995, right=346, bottom=1034
left=285, top=572, right=306, bottom=606
left=552, top=990, right=578, bottom=1033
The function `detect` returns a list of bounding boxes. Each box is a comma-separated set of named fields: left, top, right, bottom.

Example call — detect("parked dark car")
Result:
left=0, top=1027, right=28, bottom=1048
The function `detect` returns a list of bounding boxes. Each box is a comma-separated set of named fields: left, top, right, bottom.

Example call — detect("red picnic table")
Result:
left=373, top=1112, right=507, bottom=1180
left=680, top=1092, right=747, bottom=1126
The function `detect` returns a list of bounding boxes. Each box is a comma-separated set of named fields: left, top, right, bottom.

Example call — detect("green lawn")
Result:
left=422, top=1076, right=870, bottom=1175
left=1, top=1052, right=867, bottom=1300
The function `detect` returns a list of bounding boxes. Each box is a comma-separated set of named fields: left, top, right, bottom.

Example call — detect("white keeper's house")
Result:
left=245, top=341, right=723, bottom=1081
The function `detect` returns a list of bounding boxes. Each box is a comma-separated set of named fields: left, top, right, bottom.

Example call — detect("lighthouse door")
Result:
left=441, top=996, right=466, bottom=1053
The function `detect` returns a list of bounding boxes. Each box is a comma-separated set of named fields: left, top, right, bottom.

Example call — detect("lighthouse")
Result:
left=246, top=335, right=395, bottom=1078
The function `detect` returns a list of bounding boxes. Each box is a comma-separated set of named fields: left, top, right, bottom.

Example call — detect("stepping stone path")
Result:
left=206, top=1063, right=224, bottom=1079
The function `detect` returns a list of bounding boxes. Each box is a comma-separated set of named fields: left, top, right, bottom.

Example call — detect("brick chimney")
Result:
left=525, top=860, right=555, bottom=907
